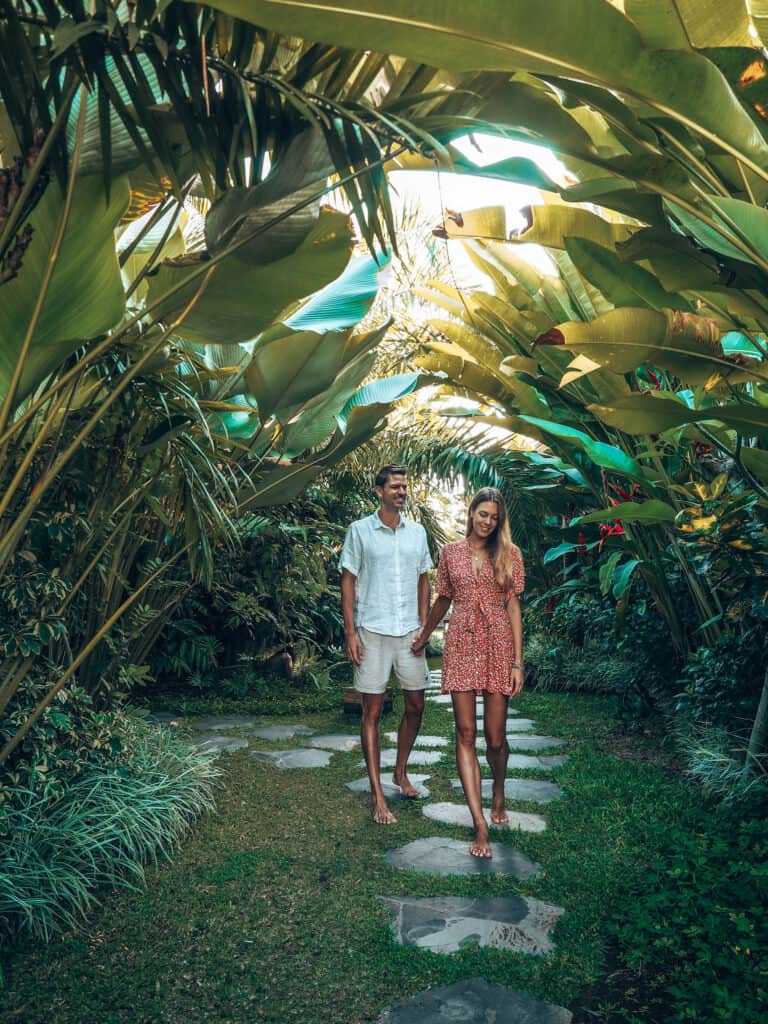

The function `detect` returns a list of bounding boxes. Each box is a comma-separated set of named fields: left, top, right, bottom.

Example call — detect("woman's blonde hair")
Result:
left=465, top=487, right=517, bottom=592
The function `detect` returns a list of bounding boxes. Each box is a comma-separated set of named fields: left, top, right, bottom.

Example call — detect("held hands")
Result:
left=345, top=631, right=363, bottom=667
left=509, top=665, right=524, bottom=697
left=410, top=631, right=428, bottom=657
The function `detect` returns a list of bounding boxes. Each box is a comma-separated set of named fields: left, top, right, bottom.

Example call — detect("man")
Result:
left=339, top=464, right=432, bottom=824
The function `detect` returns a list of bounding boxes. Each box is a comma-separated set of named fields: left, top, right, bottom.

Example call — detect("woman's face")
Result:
left=471, top=501, right=499, bottom=538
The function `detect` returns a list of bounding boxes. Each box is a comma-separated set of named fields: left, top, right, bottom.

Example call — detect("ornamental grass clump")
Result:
left=0, top=727, right=220, bottom=946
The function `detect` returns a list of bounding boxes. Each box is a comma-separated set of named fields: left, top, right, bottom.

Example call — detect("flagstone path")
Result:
left=171, top=667, right=573, bottom=1022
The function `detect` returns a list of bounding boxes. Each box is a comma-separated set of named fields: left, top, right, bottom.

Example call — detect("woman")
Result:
left=411, top=488, right=525, bottom=858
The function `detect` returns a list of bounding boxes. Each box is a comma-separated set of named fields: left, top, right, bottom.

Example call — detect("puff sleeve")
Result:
left=436, top=547, right=454, bottom=599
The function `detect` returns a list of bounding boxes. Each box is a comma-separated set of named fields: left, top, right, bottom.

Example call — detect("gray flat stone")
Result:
left=187, top=715, right=257, bottom=731
left=247, top=724, right=315, bottom=741
left=377, top=977, right=572, bottom=1023
left=506, top=754, right=570, bottom=770
left=145, top=711, right=181, bottom=726
left=346, top=773, right=431, bottom=800
left=451, top=778, right=564, bottom=803
left=384, top=733, right=448, bottom=748
left=506, top=735, right=567, bottom=751
left=305, top=733, right=361, bottom=752
left=502, top=718, right=535, bottom=731
left=251, top=748, right=334, bottom=769
left=422, top=802, right=547, bottom=833
left=359, top=749, right=443, bottom=769
left=379, top=894, right=564, bottom=956
left=187, top=734, right=248, bottom=754
left=426, top=694, right=454, bottom=704
left=385, top=837, right=542, bottom=878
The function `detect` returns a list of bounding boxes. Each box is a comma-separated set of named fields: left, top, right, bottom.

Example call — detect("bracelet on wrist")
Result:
left=511, top=661, right=524, bottom=670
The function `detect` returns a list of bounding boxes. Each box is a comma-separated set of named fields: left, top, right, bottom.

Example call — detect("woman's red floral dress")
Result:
left=436, top=539, right=525, bottom=695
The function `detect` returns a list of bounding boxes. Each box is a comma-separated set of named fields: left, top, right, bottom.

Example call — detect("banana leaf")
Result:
left=191, top=0, right=768, bottom=176
left=588, top=393, right=768, bottom=436
left=0, top=174, right=129, bottom=404
left=144, top=208, right=354, bottom=345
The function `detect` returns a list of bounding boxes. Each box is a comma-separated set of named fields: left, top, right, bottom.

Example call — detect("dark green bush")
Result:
left=613, top=804, right=768, bottom=1023
left=675, top=628, right=767, bottom=733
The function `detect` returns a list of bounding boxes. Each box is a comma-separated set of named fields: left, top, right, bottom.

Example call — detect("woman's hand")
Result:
left=410, top=631, right=428, bottom=656
left=509, top=666, right=524, bottom=696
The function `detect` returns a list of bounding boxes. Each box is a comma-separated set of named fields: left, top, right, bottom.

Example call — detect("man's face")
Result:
left=377, top=473, right=407, bottom=509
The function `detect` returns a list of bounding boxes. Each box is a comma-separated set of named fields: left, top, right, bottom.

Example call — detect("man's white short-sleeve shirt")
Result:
left=339, top=512, right=433, bottom=636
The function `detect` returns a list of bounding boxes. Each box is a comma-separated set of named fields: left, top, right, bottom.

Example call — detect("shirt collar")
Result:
left=371, top=511, right=406, bottom=530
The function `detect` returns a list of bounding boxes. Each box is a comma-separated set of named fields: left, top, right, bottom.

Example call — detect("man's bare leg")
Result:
left=452, top=691, right=491, bottom=857
left=483, top=692, right=510, bottom=824
left=393, top=689, right=425, bottom=798
left=360, top=692, right=397, bottom=824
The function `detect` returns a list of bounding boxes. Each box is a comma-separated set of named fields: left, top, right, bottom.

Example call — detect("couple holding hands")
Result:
left=339, top=464, right=525, bottom=859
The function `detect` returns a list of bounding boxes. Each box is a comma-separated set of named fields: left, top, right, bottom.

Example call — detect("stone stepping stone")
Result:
left=383, top=733, right=448, bottom=748
left=187, top=715, right=257, bottom=731
left=422, top=802, right=547, bottom=833
left=187, top=734, right=248, bottom=754
left=359, top=749, right=443, bottom=769
left=346, top=773, right=431, bottom=800
left=251, top=748, right=334, bottom=769
left=145, top=711, right=182, bottom=726
left=451, top=778, right=564, bottom=803
left=385, top=837, right=541, bottom=878
left=377, top=977, right=572, bottom=1023
left=506, top=735, right=567, bottom=751
left=305, top=733, right=361, bottom=752
left=379, top=894, right=564, bottom=956
left=426, top=694, right=453, bottom=705
left=248, top=724, right=315, bottom=741
left=506, top=754, right=570, bottom=770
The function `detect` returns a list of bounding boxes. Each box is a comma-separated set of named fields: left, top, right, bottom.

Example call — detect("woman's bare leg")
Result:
left=452, top=690, right=491, bottom=857
left=483, top=691, right=510, bottom=824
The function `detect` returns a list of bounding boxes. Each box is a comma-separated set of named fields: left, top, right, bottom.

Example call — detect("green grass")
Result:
left=1, top=691, right=697, bottom=1024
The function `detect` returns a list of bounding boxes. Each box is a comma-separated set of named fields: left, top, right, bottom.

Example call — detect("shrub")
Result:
left=675, top=629, right=766, bottom=733
left=0, top=726, right=220, bottom=948
left=613, top=804, right=768, bottom=1023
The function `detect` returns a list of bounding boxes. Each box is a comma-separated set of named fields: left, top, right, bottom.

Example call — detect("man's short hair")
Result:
left=375, top=464, right=407, bottom=488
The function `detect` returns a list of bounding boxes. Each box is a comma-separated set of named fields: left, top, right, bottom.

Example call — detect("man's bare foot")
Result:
left=392, top=767, right=420, bottom=799
left=469, top=824, right=492, bottom=858
left=490, top=802, right=509, bottom=825
left=372, top=800, right=398, bottom=825
left=491, top=782, right=509, bottom=824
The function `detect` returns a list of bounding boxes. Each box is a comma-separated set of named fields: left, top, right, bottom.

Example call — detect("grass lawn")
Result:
left=1, top=691, right=698, bottom=1024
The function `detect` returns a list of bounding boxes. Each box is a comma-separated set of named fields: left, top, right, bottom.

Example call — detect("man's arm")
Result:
left=341, top=568, right=363, bottom=666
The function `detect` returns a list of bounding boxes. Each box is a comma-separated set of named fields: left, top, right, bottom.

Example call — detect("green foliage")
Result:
left=0, top=725, right=219, bottom=946
left=614, top=805, right=768, bottom=1023
left=676, top=630, right=767, bottom=731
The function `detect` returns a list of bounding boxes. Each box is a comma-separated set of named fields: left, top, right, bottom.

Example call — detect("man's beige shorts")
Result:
left=353, top=627, right=429, bottom=695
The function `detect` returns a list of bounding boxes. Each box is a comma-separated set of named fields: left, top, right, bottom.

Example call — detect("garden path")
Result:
left=181, top=666, right=573, bottom=1022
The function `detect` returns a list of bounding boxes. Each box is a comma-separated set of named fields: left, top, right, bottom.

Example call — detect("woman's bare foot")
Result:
left=469, top=823, right=492, bottom=858
left=392, top=767, right=420, bottom=799
left=372, top=799, right=398, bottom=825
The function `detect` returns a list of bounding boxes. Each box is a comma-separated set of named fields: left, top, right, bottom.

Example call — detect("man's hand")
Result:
left=509, top=666, right=524, bottom=697
left=346, top=631, right=363, bottom=666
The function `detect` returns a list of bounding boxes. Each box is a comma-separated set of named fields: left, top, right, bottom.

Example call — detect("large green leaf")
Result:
left=588, top=394, right=768, bottom=436
left=533, top=306, right=731, bottom=381
left=144, top=208, right=354, bottom=345
left=572, top=500, right=677, bottom=525
left=286, top=252, right=389, bottom=332
left=665, top=194, right=768, bottom=266
left=0, top=174, right=129, bottom=403
left=188, top=0, right=768, bottom=175
left=624, top=0, right=754, bottom=49
left=513, top=204, right=639, bottom=251
left=564, top=237, right=692, bottom=312
left=519, top=415, right=656, bottom=487
left=245, top=327, right=352, bottom=420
